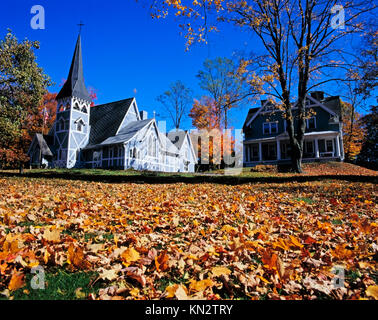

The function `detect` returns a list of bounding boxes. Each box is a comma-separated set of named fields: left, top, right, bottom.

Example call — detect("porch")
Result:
left=244, top=131, right=344, bottom=166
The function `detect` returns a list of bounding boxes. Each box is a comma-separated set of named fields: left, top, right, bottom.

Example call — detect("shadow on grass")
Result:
left=0, top=170, right=377, bottom=185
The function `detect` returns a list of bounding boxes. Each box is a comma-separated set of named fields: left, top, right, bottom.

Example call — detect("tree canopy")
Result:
left=0, top=30, right=51, bottom=168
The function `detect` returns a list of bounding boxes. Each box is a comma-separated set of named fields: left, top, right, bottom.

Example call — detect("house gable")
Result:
left=87, top=98, right=134, bottom=147
left=116, top=98, right=141, bottom=134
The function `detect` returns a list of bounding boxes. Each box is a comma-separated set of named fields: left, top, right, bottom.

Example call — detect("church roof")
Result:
left=167, top=130, right=188, bottom=150
left=56, top=34, right=91, bottom=102
left=86, top=98, right=135, bottom=147
left=97, top=119, right=153, bottom=147
left=28, top=133, right=54, bottom=157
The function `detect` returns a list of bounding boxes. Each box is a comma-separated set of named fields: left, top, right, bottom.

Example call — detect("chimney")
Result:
left=139, top=110, right=148, bottom=120
left=310, top=91, right=324, bottom=101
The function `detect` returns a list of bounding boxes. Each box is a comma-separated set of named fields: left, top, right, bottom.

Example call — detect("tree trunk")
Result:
left=19, top=162, right=24, bottom=174
left=291, top=142, right=303, bottom=173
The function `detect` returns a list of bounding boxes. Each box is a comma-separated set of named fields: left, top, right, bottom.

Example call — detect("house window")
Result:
left=153, top=138, right=157, bottom=157
left=82, top=106, right=88, bottom=114
left=93, top=150, right=101, bottom=162
left=249, top=144, right=259, bottom=161
left=305, top=141, right=314, bottom=153
left=59, top=149, right=67, bottom=160
left=326, top=140, right=333, bottom=152
left=58, top=118, right=66, bottom=131
left=280, top=142, right=291, bottom=159
left=262, top=143, right=277, bottom=160
left=73, top=103, right=80, bottom=110
left=109, top=147, right=114, bottom=166
left=303, top=141, right=314, bottom=158
left=148, top=136, right=153, bottom=156
left=263, top=122, right=278, bottom=135
left=307, top=117, right=316, bottom=130
left=75, top=119, right=85, bottom=132
left=271, top=122, right=278, bottom=134
left=263, top=123, right=270, bottom=135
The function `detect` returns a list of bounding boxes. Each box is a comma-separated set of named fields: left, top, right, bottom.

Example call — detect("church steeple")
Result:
left=56, top=34, right=91, bottom=102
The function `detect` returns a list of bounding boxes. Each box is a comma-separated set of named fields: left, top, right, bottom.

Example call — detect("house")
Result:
left=28, top=34, right=197, bottom=172
left=243, top=92, right=344, bottom=166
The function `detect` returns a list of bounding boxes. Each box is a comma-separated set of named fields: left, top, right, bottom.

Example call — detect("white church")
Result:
left=28, top=35, right=197, bottom=173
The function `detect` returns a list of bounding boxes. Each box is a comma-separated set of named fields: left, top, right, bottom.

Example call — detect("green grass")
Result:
left=9, top=270, right=102, bottom=300
left=294, top=197, right=314, bottom=204
left=22, top=168, right=197, bottom=178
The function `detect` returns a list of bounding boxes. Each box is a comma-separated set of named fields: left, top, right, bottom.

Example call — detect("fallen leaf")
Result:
left=8, top=270, right=25, bottom=291
left=189, top=279, right=213, bottom=293
left=75, top=287, right=86, bottom=299
left=366, top=285, right=378, bottom=300
left=43, top=229, right=61, bottom=242
left=121, top=247, right=140, bottom=267
left=211, top=266, right=231, bottom=277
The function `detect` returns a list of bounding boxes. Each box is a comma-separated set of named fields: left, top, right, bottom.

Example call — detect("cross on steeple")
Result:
left=78, top=21, right=85, bottom=34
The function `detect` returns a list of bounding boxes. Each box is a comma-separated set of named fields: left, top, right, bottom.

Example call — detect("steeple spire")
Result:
left=56, top=34, right=91, bottom=102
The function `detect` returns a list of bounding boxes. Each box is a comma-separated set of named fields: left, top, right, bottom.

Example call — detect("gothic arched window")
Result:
left=148, top=136, right=153, bottom=156
left=73, top=103, right=80, bottom=110
left=58, top=118, right=65, bottom=131
left=82, top=105, right=88, bottom=114
left=75, top=119, right=85, bottom=132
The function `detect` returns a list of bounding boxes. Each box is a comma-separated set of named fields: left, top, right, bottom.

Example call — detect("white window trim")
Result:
left=262, top=121, right=279, bottom=135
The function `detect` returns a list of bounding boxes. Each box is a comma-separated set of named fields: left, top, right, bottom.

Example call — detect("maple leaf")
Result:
left=67, top=244, right=90, bottom=270
left=366, top=286, right=378, bottom=300
left=98, top=267, right=120, bottom=281
left=155, top=250, right=169, bottom=272
left=331, top=244, right=354, bottom=260
left=289, top=235, right=303, bottom=249
left=121, top=247, right=140, bottom=267
left=8, top=270, right=25, bottom=292
left=43, top=228, right=61, bottom=242
left=211, top=266, right=231, bottom=277
left=189, top=279, right=213, bottom=293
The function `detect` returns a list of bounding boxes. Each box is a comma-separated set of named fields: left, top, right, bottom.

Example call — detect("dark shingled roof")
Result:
left=323, top=96, right=342, bottom=118
left=86, top=98, right=135, bottom=147
left=97, top=119, right=153, bottom=147
left=244, top=95, right=342, bottom=128
left=56, top=35, right=91, bottom=102
left=34, top=134, right=53, bottom=156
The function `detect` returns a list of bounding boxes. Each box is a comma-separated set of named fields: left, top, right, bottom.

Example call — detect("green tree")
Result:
left=0, top=30, right=51, bottom=170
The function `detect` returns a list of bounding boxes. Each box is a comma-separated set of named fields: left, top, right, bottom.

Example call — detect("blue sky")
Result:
left=1, top=1, right=374, bottom=131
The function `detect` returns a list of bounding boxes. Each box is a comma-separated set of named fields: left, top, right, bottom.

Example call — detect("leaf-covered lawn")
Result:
left=0, top=177, right=377, bottom=300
